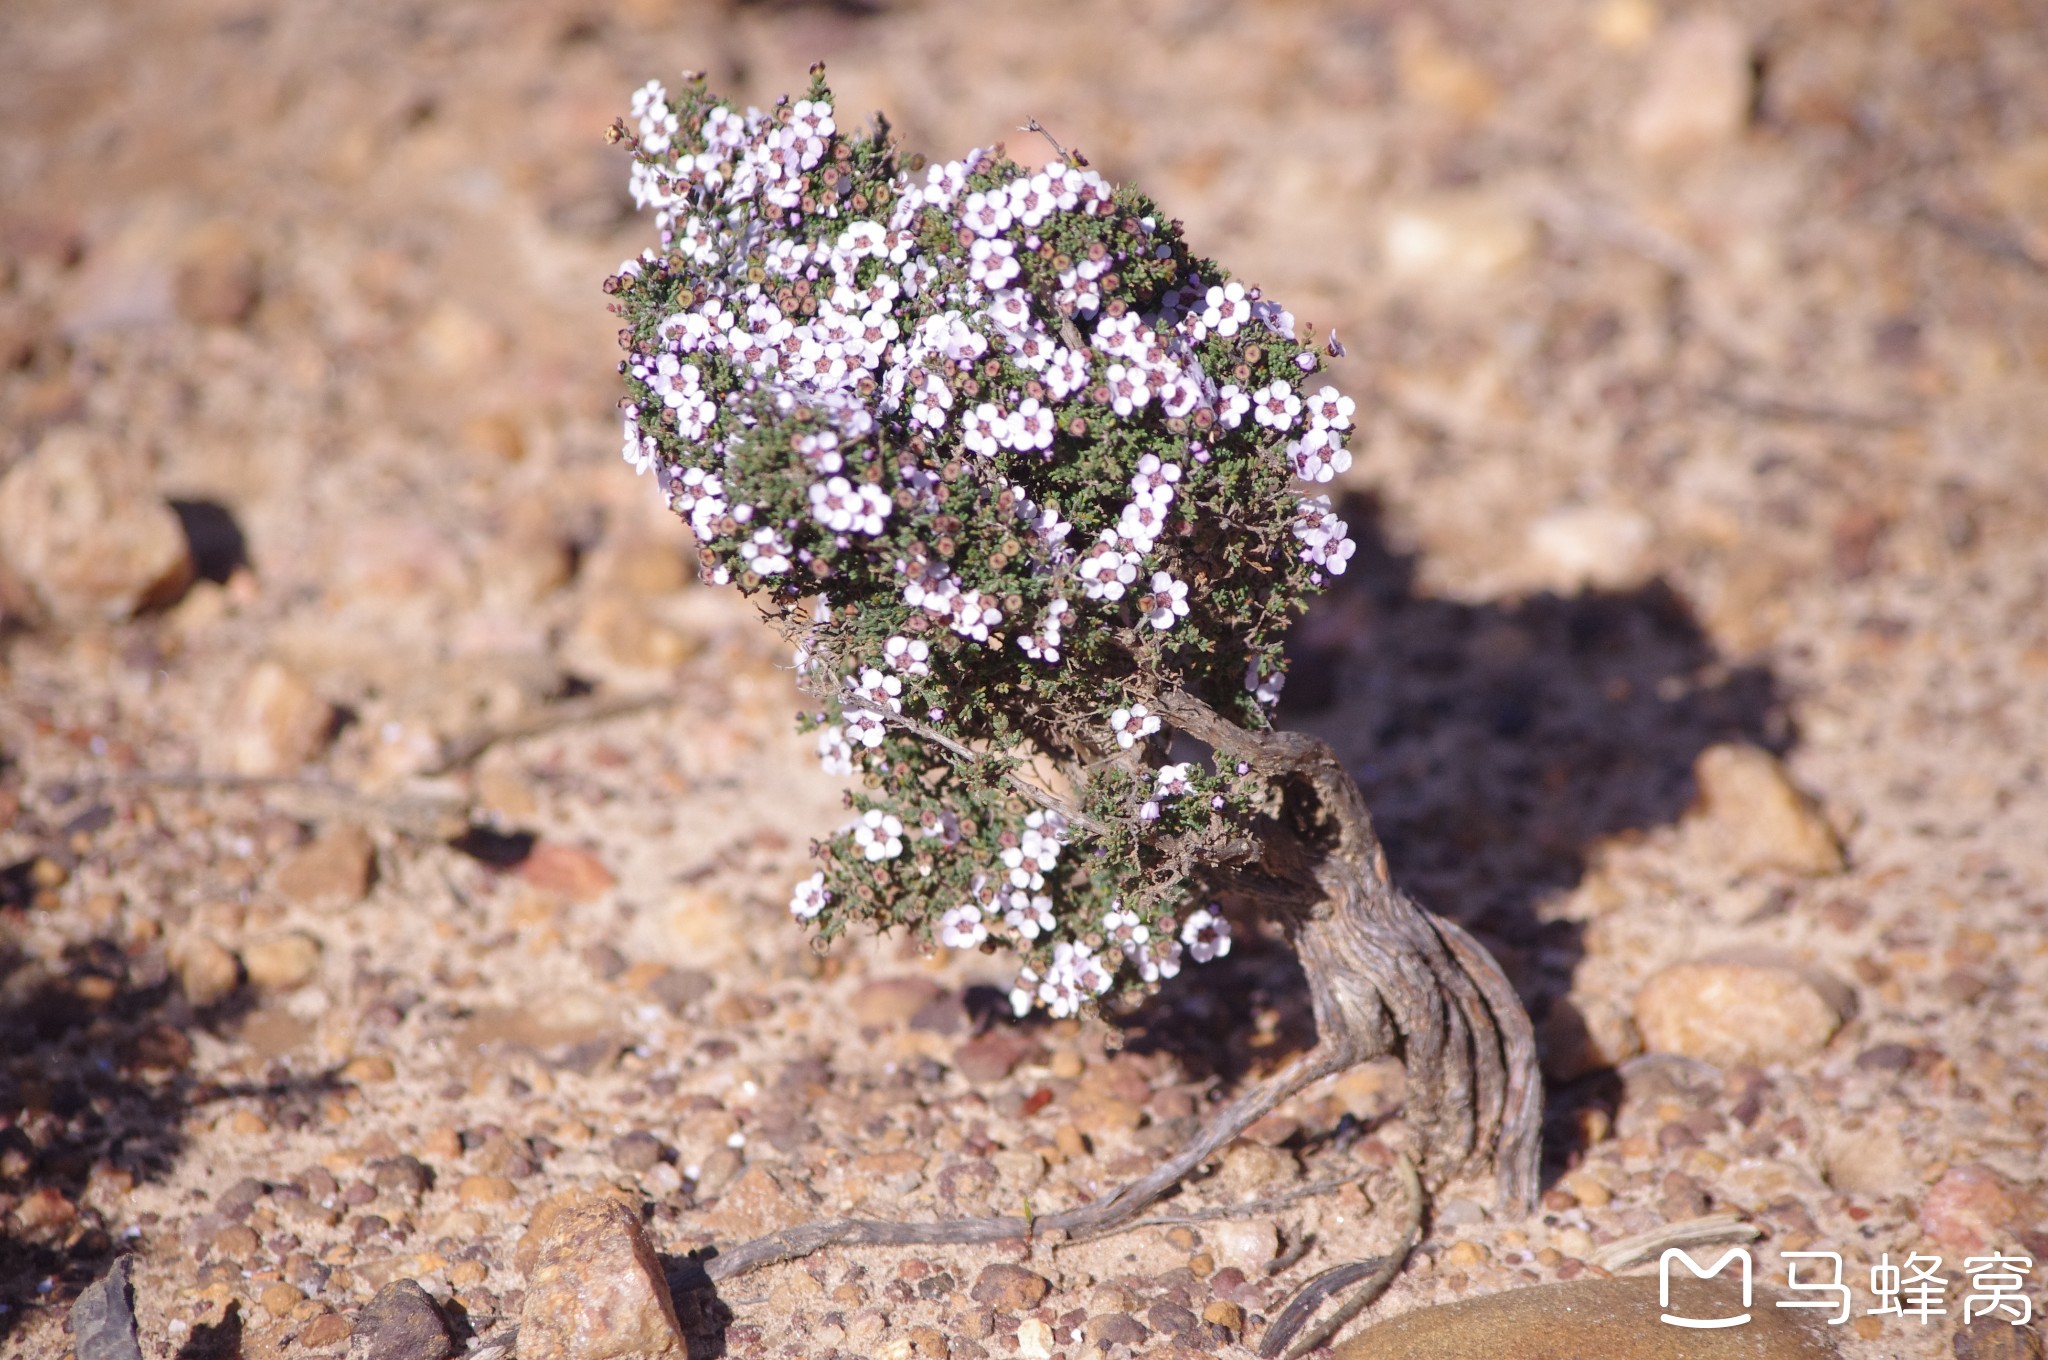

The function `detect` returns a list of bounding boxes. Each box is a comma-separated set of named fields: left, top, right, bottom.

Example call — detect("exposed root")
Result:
left=1259, top=1153, right=1424, bottom=1360
left=703, top=687, right=1541, bottom=1281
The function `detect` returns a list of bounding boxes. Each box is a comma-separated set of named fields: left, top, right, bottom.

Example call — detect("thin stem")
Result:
left=837, top=695, right=1103, bottom=833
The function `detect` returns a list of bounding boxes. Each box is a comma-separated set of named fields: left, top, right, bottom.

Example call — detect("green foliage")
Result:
left=609, top=70, right=1359, bottom=1013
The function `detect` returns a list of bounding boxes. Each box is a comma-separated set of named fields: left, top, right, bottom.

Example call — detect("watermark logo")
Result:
left=1660, top=1247, right=1752, bottom=1329
left=1654, top=1247, right=2038, bottom=1329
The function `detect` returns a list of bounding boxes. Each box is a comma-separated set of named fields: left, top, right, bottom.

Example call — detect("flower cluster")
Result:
left=614, top=71, right=1357, bottom=1013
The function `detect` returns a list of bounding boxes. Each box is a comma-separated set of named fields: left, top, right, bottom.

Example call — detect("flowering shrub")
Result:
left=609, top=69, right=1361, bottom=1018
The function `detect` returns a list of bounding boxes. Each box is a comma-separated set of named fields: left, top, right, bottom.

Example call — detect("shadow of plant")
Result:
left=1112, top=494, right=1789, bottom=1163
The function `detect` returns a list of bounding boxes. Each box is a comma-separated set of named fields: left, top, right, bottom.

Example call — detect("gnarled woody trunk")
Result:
left=701, top=690, right=1541, bottom=1282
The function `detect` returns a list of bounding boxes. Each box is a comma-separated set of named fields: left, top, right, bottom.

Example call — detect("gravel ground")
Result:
left=2, top=1, right=2045, bottom=1358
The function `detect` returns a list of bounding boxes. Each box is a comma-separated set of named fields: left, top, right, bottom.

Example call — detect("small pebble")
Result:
left=518, top=1191, right=685, bottom=1360
left=171, top=936, right=241, bottom=1008
left=970, top=1264, right=1051, bottom=1313
left=356, top=1279, right=454, bottom=1360
left=1688, top=744, right=1844, bottom=877
left=273, top=823, right=375, bottom=905
left=225, top=660, right=336, bottom=777
left=1635, top=955, right=1851, bottom=1066
left=1920, top=1164, right=2038, bottom=1254
left=240, top=931, right=323, bottom=992
left=0, top=428, right=194, bottom=624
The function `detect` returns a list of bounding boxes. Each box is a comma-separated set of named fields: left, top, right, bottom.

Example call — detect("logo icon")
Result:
left=1660, top=1247, right=1754, bottom=1329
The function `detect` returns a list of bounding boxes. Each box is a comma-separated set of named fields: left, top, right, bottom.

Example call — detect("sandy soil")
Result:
left=2, top=1, right=2046, bottom=1358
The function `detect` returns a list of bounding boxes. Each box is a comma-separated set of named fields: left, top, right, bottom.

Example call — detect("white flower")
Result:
left=1251, top=379, right=1300, bottom=431
left=962, top=402, right=1004, bottom=458
left=1128, top=935, right=1183, bottom=983
left=849, top=666, right=904, bottom=714
left=1182, top=907, right=1232, bottom=962
left=1289, top=428, right=1352, bottom=484
left=1306, top=384, right=1355, bottom=431
left=851, top=481, right=892, bottom=535
left=1078, top=538, right=1139, bottom=602
left=968, top=236, right=1019, bottom=288
left=1102, top=905, right=1149, bottom=948
left=960, top=188, right=1013, bottom=237
left=1245, top=661, right=1285, bottom=707
left=1003, top=397, right=1055, bottom=452
left=737, top=526, right=794, bottom=575
left=1004, top=892, right=1055, bottom=941
left=808, top=475, right=860, bottom=532
left=938, top=904, right=988, bottom=949
left=789, top=871, right=830, bottom=921
left=1009, top=967, right=1041, bottom=1017
left=1154, top=763, right=1193, bottom=798
left=816, top=725, right=855, bottom=775
left=844, top=708, right=888, bottom=748
left=884, top=635, right=931, bottom=676
left=851, top=808, right=905, bottom=861
left=1106, top=362, right=1151, bottom=417
left=1216, top=384, right=1251, bottom=428
left=1201, top=281, right=1252, bottom=337
left=1110, top=704, right=1161, bottom=749
left=1143, top=571, right=1190, bottom=630
left=1130, top=453, right=1181, bottom=499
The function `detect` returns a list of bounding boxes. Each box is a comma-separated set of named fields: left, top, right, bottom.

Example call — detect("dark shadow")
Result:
left=1114, top=493, right=1789, bottom=1176
left=661, top=1253, right=732, bottom=1360
left=0, top=798, right=355, bottom=1340
left=167, top=500, right=250, bottom=584
left=447, top=825, right=538, bottom=868
left=173, top=1298, right=241, bottom=1360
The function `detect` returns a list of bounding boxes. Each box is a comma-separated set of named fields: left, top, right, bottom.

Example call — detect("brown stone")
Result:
left=519, top=842, right=617, bottom=903
left=518, top=1191, right=685, bottom=1360
left=1953, top=1316, right=2046, bottom=1360
left=342, top=1054, right=397, bottom=1084
left=1084, top=1312, right=1149, bottom=1347
left=1333, top=1276, right=1837, bottom=1359
left=953, top=1030, right=1040, bottom=1083
left=258, top=1281, right=305, bottom=1315
left=356, top=1278, right=454, bottom=1360
left=227, top=661, right=337, bottom=776
left=273, top=823, right=375, bottom=904
left=241, top=931, right=323, bottom=992
left=456, top=1175, right=518, bottom=1207
left=171, top=935, right=241, bottom=1008
left=1689, top=744, right=1844, bottom=877
left=1201, top=1299, right=1244, bottom=1332
left=0, top=428, right=194, bottom=624
left=297, top=1313, right=354, bottom=1349
left=849, top=976, right=944, bottom=1027
left=1920, top=1165, right=2039, bottom=1255
left=969, top=1263, right=1051, bottom=1313
left=700, top=1164, right=812, bottom=1238
left=1625, top=15, right=1753, bottom=159
left=212, top=1223, right=261, bottom=1261
left=1634, top=956, right=1852, bottom=1067
left=173, top=222, right=262, bottom=327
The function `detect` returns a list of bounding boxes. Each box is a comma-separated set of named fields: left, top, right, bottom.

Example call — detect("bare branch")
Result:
left=838, top=697, right=1104, bottom=834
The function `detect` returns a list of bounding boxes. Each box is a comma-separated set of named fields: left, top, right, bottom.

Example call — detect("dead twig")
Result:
left=426, top=689, right=681, bottom=776
left=1259, top=1152, right=1423, bottom=1360
left=38, top=771, right=470, bottom=840
left=1063, top=1171, right=1363, bottom=1244
left=1020, top=117, right=1087, bottom=167
left=1587, top=1212, right=1760, bottom=1274
left=1910, top=202, right=2048, bottom=279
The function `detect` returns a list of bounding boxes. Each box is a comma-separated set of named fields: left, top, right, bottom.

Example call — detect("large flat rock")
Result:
left=1335, top=1276, right=1838, bottom=1360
